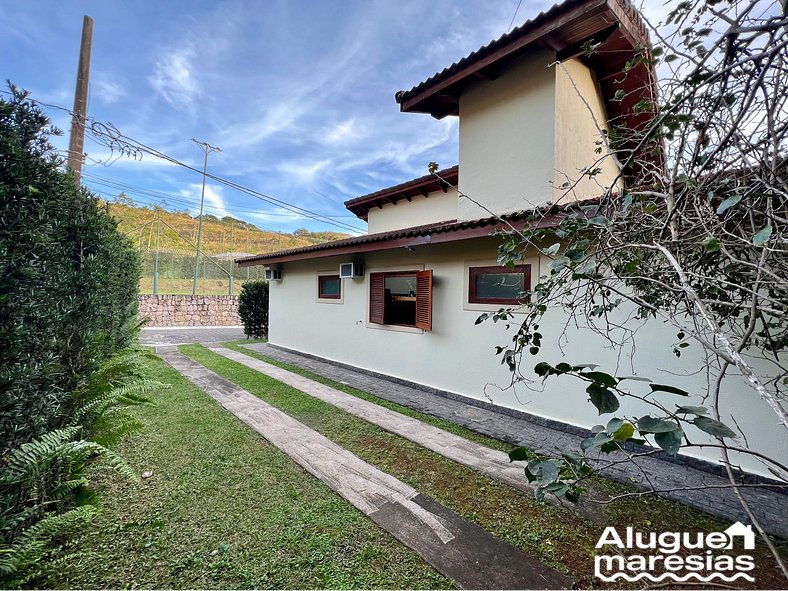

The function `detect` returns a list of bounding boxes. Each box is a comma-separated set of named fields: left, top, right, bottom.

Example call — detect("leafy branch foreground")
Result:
left=473, top=0, right=788, bottom=577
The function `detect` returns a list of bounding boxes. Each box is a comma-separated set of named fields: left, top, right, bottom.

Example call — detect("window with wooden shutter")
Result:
left=369, top=272, right=385, bottom=324
left=415, top=269, right=433, bottom=331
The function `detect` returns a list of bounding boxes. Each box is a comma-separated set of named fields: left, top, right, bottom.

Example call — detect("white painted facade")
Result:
left=363, top=54, right=624, bottom=231
left=267, top=242, right=786, bottom=477
left=366, top=187, right=459, bottom=234
left=262, top=43, right=786, bottom=478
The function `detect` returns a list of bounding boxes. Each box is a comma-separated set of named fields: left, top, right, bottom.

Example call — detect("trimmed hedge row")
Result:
left=0, top=87, right=141, bottom=452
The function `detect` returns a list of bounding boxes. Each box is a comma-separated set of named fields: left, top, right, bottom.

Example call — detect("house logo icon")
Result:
left=724, top=522, right=756, bottom=550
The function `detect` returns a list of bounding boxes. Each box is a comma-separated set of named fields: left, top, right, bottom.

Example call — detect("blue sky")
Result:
left=2, top=0, right=562, bottom=235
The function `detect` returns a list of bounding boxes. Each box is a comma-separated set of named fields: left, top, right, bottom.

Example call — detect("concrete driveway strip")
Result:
left=208, top=346, right=602, bottom=518
left=161, top=350, right=571, bottom=590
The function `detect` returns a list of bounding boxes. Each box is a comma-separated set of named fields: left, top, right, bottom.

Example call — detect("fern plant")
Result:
left=0, top=348, right=167, bottom=587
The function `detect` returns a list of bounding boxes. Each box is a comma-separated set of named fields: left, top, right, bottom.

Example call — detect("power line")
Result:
left=0, top=90, right=367, bottom=234
left=508, top=0, right=523, bottom=31
left=82, top=171, right=356, bottom=218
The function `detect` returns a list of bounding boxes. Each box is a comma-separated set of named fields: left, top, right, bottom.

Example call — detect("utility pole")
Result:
left=67, top=15, right=93, bottom=186
left=191, top=139, right=221, bottom=295
left=153, top=209, right=161, bottom=294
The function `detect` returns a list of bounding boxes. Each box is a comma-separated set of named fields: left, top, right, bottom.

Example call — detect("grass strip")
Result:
left=46, top=352, right=452, bottom=590
left=222, top=340, right=511, bottom=452
left=189, top=343, right=788, bottom=590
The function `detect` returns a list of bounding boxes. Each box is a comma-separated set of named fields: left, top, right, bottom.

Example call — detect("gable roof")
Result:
left=394, top=0, right=656, bottom=181
left=344, top=165, right=459, bottom=220
left=236, top=206, right=570, bottom=267
left=395, top=0, right=652, bottom=120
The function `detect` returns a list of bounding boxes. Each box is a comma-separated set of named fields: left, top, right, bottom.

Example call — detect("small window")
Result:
left=369, top=270, right=432, bottom=331
left=318, top=274, right=341, bottom=299
left=468, top=265, right=530, bottom=305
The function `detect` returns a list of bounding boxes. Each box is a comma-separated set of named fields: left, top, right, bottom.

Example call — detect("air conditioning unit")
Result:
left=339, top=262, right=364, bottom=279
left=265, top=268, right=283, bottom=281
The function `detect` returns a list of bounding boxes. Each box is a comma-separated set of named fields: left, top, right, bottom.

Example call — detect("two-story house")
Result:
left=238, top=0, right=785, bottom=478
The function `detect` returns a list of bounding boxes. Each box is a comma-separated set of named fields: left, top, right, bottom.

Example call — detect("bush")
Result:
left=0, top=85, right=147, bottom=585
left=0, top=86, right=141, bottom=451
left=238, top=280, right=269, bottom=338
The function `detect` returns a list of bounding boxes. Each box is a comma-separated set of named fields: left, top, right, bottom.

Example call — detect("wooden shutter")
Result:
left=415, top=270, right=433, bottom=331
left=369, top=272, right=385, bottom=324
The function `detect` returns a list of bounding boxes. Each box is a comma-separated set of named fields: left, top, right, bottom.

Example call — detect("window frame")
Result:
left=468, top=264, right=530, bottom=305
left=368, top=270, right=432, bottom=331
left=317, top=273, right=342, bottom=301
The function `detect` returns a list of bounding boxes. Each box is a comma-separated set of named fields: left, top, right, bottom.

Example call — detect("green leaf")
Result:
left=583, top=371, right=618, bottom=387
left=716, top=194, right=742, bottom=214
left=612, top=422, right=635, bottom=441
left=508, top=447, right=531, bottom=462
left=613, top=89, right=625, bottom=101
left=544, top=243, right=560, bottom=256
left=649, top=383, right=689, bottom=396
left=752, top=225, right=772, bottom=247
left=694, top=416, right=737, bottom=439
left=701, top=237, right=721, bottom=252
left=676, top=405, right=708, bottom=415
left=606, top=418, right=624, bottom=433
left=637, top=416, right=680, bottom=433
left=534, top=362, right=552, bottom=377
left=581, top=432, right=612, bottom=451
left=587, top=384, right=620, bottom=415
left=655, top=427, right=683, bottom=455
left=528, top=460, right=559, bottom=484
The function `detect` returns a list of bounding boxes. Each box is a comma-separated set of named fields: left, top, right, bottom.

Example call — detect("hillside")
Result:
left=106, top=197, right=353, bottom=295
left=108, top=198, right=351, bottom=257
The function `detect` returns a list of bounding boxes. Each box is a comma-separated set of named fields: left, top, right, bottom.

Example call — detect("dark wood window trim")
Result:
left=369, top=270, right=432, bottom=331
left=318, top=274, right=341, bottom=299
left=468, top=264, right=530, bottom=305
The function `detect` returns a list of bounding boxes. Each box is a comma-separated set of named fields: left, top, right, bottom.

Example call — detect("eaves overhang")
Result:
left=236, top=208, right=570, bottom=267
left=344, top=166, right=459, bottom=220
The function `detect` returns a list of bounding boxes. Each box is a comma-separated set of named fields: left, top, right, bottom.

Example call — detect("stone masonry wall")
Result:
left=139, top=295, right=241, bottom=327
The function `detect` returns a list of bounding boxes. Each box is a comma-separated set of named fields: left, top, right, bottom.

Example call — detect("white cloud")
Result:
left=91, top=75, right=124, bottom=105
left=279, top=159, right=332, bottom=184
left=149, top=48, right=199, bottom=108
left=324, top=118, right=359, bottom=144
left=179, top=183, right=229, bottom=218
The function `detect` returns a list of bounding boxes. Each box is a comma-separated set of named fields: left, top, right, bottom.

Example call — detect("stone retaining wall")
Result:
left=139, top=295, right=241, bottom=327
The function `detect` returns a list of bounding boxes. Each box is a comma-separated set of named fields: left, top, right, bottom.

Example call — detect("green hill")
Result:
left=106, top=195, right=351, bottom=294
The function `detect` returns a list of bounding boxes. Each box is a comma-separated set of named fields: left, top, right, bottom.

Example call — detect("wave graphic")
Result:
left=595, top=571, right=755, bottom=583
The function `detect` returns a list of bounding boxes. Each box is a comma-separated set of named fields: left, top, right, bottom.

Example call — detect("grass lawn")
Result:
left=45, top=352, right=452, bottom=589
left=184, top=343, right=788, bottom=590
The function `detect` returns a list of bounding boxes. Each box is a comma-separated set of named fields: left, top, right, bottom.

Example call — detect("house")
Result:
left=238, top=0, right=786, bottom=478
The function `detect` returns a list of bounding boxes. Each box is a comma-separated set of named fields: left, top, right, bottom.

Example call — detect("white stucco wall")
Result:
left=458, top=49, right=556, bottom=220
left=553, top=58, right=623, bottom=203
left=366, top=187, right=459, bottom=234
left=268, top=240, right=787, bottom=478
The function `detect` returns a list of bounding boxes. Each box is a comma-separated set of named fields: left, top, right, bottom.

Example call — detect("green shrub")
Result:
left=238, top=280, right=269, bottom=338
left=0, top=85, right=149, bottom=586
left=0, top=85, right=141, bottom=451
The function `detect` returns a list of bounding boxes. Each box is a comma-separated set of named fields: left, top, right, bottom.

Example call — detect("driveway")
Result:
left=140, top=326, right=246, bottom=346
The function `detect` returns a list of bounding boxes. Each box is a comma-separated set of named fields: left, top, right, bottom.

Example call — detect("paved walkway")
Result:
left=161, top=350, right=571, bottom=590
left=244, top=343, right=788, bottom=539
left=209, top=345, right=605, bottom=520
left=139, top=326, right=245, bottom=346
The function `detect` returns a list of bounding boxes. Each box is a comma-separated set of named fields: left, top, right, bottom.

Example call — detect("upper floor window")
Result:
left=468, top=265, right=530, bottom=305
left=369, top=270, right=432, bottom=331
left=318, top=274, right=341, bottom=299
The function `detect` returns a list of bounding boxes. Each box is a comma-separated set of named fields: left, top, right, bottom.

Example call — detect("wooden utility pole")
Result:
left=68, top=15, right=94, bottom=186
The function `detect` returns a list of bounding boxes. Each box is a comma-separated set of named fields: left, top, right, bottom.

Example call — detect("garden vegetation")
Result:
left=0, top=86, right=156, bottom=586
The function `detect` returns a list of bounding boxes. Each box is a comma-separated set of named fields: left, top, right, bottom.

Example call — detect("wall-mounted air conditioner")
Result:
left=339, top=262, right=364, bottom=279
left=265, top=268, right=283, bottom=281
